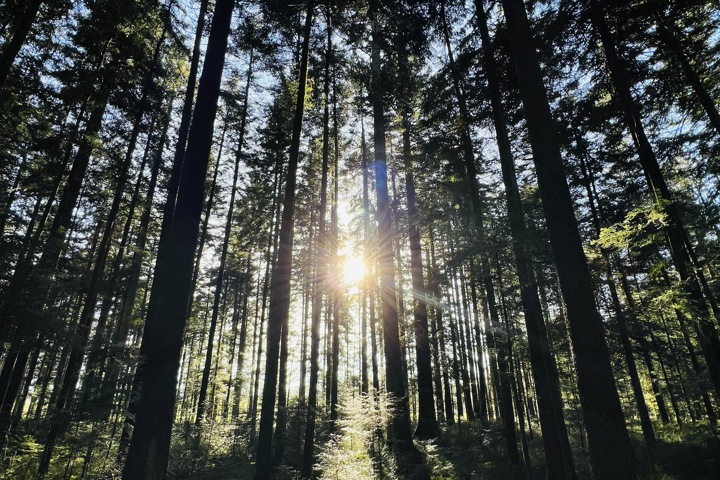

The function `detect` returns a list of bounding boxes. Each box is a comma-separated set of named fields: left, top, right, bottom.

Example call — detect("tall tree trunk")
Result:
left=369, top=1, right=416, bottom=460
left=255, top=2, right=315, bottom=478
left=391, top=172, right=410, bottom=393
left=501, top=0, right=636, bottom=477
left=301, top=17, right=329, bottom=474
left=468, top=263, right=489, bottom=421
left=232, top=261, right=252, bottom=421
left=496, top=259, right=532, bottom=474
left=249, top=157, right=283, bottom=450
left=401, top=113, right=438, bottom=439
left=429, top=225, right=454, bottom=425
left=475, top=1, right=576, bottom=477
left=196, top=46, right=253, bottom=426
left=330, top=49, right=341, bottom=426
left=589, top=0, right=720, bottom=400
left=483, top=256, right=519, bottom=463
left=458, top=267, right=482, bottom=417
left=448, top=258, right=474, bottom=421
left=0, top=0, right=43, bottom=87
left=121, top=0, right=235, bottom=477
left=360, top=100, right=370, bottom=396
left=299, top=219, right=313, bottom=404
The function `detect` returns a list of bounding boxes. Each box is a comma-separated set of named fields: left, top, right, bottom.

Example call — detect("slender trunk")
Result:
left=468, top=264, right=489, bottom=421
left=330, top=51, right=341, bottom=426
left=370, top=2, right=415, bottom=456
left=641, top=336, right=672, bottom=424
left=501, top=0, right=636, bottom=477
left=460, top=268, right=482, bottom=417
left=475, top=1, right=576, bottom=476
left=249, top=158, right=283, bottom=449
left=361, top=107, right=370, bottom=396
left=496, top=265, right=532, bottom=476
left=391, top=172, right=409, bottom=392
left=590, top=0, right=720, bottom=399
left=401, top=114, right=438, bottom=439
left=300, top=15, right=329, bottom=480
left=255, top=3, right=314, bottom=478
left=0, top=0, right=44, bottom=86
left=449, top=260, right=474, bottom=421
left=429, top=225, right=454, bottom=424
left=299, top=222, right=312, bottom=403
left=370, top=275, right=380, bottom=393
left=196, top=47, right=253, bottom=425
left=232, top=260, right=252, bottom=421
left=483, top=255, right=519, bottom=463
left=121, top=0, right=235, bottom=477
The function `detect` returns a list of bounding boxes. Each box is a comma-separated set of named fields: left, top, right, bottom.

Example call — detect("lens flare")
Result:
left=342, top=256, right=366, bottom=285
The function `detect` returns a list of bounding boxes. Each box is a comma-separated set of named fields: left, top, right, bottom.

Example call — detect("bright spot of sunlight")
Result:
left=342, top=255, right=366, bottom=286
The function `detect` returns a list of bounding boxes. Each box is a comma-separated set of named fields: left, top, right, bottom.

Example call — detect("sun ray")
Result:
left=342, top=255, right=366, bottom=286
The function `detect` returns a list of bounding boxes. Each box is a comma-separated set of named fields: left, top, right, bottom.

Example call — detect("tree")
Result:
left=369, top=0, right=419, bottom=464
left=0, top=0, right=44, bottom=86
left=474, top=0, right=576, bottom=476
left=254, top=1, right=315, bottom=478
left=500, top=0, right=636, bottom=478
left=122, top=0, right=237, bottom=477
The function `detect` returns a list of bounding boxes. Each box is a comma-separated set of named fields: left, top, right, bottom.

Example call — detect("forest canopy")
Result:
left=1, top=0, right=719, bottom=479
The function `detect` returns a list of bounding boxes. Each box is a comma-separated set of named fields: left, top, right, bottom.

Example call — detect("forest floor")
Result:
left=165, top=396, right=720, bottom=480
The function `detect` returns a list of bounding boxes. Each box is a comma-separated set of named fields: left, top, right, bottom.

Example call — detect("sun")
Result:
left=342, top=255, right=366, bottom=285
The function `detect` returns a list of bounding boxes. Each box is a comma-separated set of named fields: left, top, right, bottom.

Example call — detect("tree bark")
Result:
left=370, top=1, right=416, bottom=458
left=475, top=1, right=576, bottom=476
left=501, top=0, right=636, bottom=477
left=0, top=0, right=43, bottom=87
left=401, top=113, right=438, bottom=439
left=589, top=0, right=720, bottom=400
left=255, top=3, right=314, bottom=478
left=121, top=0, right=235, bottom=477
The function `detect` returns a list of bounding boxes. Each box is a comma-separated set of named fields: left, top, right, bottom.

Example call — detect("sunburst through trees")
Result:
left=1, top=0, right=720, bottom=479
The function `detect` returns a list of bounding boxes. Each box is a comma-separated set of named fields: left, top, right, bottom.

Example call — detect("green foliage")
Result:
left=0, top=434, right=42, bottom=480
left=421, top=422, right=526, bottom=480
left=594, top=200, right=670, bottom=253
left=166, top=420, right=252, bottom=480
left=317, top=392, right=387, bottom=480
left=633, top=423, right=720, bottom=480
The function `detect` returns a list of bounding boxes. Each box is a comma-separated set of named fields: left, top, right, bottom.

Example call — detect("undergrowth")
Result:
left=3, top=399, right=718, bottom=479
